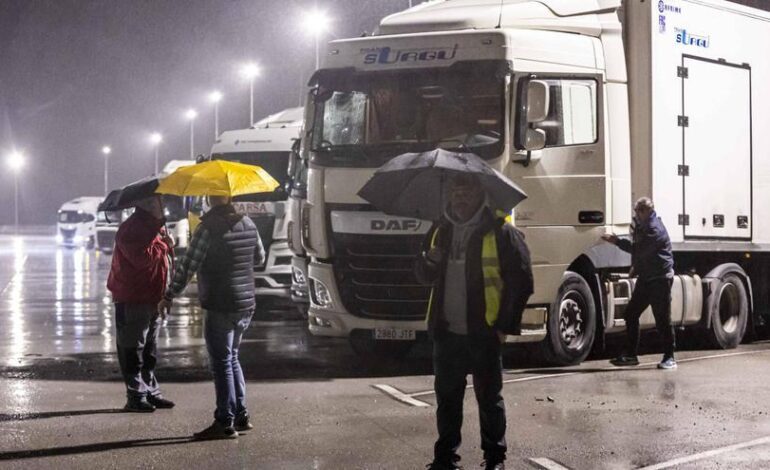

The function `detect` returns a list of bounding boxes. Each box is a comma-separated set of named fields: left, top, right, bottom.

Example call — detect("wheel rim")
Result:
left=558, top=291, right=586, bottom=350
left=718, top=282, right=740, bottom=334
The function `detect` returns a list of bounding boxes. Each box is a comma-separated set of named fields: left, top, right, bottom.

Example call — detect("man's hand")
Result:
left=601, top=233, right=619, bottom=245
left=497, top=330, right=507, bottom=344
left=426, top=247, right=443, bottom=265
left=157, top=298, right=172, bottom=318
left=162, top=232, right=175, bottom=248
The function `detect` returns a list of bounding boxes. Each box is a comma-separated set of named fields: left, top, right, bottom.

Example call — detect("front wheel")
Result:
left=541, top=271, right=597, bottom=366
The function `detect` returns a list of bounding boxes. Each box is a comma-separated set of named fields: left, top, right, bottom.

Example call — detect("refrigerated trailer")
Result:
left=301, top=0, right=770, bottom=362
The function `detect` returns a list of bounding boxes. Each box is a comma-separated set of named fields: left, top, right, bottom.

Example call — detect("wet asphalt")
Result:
left=1, top=234, right=770, bottom=469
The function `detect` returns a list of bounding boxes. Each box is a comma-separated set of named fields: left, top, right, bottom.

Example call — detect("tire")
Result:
left=541, top=271, right=597, bottom=366
left=349, top=331, right=414, bottom=360
left=706, top=273, right=748, bottom=349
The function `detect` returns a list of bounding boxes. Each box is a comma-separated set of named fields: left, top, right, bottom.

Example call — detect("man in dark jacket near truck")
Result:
left=602, top=196, right=677, bottom=370
left=416, top=174, right=533, bottom=470
left=107, top=196, right=176, bottom=412
left=158, top=195, right=264, bottom=440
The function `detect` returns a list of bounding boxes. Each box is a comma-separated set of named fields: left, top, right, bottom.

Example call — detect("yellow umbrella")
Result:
left=155, top=160, right=279, bottom=196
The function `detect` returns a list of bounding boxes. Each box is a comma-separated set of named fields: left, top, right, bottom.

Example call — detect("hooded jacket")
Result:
left=616, top=210, right=674, bottom=281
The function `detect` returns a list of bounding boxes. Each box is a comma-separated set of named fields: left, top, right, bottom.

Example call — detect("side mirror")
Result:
left=524, top=128, right=546, bottom=151
left=526, top=80, right=550, bottom=123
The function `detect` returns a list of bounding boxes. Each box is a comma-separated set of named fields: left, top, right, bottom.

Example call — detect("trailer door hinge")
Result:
left=677, top=66, right=689, bottom=78
left=678, top=165, right=690, bottom=176
left=678, top=115, right=689, bottom=127
left=678, top=214, right=690, bottom=226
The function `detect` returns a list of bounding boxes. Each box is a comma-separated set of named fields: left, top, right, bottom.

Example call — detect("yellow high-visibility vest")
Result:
left=425, top=226, right=503, bottom=327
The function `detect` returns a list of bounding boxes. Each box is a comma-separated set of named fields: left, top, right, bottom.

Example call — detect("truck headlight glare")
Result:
left=310, top=278, right=333, bottom=308
left=292, top=266, right=306, bottom=285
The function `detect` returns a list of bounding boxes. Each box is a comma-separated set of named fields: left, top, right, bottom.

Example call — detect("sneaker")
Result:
left=147, top=395, right=175, bottom=409
left=193, top=421, right=238, bottom=440
left=610, top=355, right=640, bottom=366
left=658, top=357, right=678, bottom=370
left=123, top=396, right=156, bottom=413
left=234, top=413, right=253, bottom=432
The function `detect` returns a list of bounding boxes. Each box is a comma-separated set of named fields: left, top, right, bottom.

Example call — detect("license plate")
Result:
left=374, top=328, right=416, bottom=341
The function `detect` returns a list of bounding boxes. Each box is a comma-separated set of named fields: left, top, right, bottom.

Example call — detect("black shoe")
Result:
left=426, top=461, right=463, bottom=470
left=147, top=395, right=175, bottom=409
left=234, top=413, right=253, bottom=432
left=610, top=355, right=640, bottom=366
left=123, top=396, right=156, bottom=413
left=193, top=421, right=238, bottom=440
left=482, top=460, right=505, bottom=470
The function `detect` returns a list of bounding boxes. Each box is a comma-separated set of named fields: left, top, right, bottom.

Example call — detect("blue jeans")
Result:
left=204, top=309, right=254, bottom=425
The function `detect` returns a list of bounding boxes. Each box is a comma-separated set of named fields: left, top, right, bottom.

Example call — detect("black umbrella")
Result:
left=357, top=149, right=527, bottom=221
left=98, top=177, right=159, bottom=212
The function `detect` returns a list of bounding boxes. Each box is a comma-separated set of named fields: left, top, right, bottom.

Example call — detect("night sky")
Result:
left=0, top=0, right=766, bottom=224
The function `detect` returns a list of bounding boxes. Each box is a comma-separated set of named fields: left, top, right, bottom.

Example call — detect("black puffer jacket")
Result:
left=414, top=208, right=533, bottom=337
left=616, top=210, right=674, bottom=281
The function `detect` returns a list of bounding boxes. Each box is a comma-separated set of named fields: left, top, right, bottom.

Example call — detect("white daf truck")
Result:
left=57, top=197, right=102, bottom=249
left=301, top=0, right=770, bottom=362
left=210, top=107, right=303, bottom=307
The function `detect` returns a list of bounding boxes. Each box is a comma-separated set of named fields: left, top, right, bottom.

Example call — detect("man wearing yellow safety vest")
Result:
left=416, top=173, right=533, bottom=470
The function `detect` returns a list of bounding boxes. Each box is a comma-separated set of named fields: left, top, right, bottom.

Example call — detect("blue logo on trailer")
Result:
left=659, top=1, right=682, bottom=13
left=675, top=28, right=710, bottom=48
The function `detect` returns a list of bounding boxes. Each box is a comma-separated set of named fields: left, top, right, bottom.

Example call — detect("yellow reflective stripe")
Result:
left=482, top=232, right=502, bottom=327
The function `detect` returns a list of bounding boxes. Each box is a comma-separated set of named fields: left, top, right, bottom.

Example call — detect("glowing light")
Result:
left=101, top=146, right=112, bottom=155
left=239, top=62, right=260, bottom=80
left=185, top=108, right=198, bottom=120
left=6, top=151, right=25, bottom=172
left=209, top=90, right=223, bottom=103
left=150, top=132, right=163, bottom=145
left=303, top=10, right=331, bottom=36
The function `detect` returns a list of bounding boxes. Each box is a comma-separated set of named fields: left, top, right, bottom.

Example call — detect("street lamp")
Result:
left=101, top=146, right=111, bottom=196
left=150, top=132, right=162, bottom=175
left=209, top=90, right=223, bottom=138
left=302, top=10, right=331, bottom=70
left=6, top=151, right=25, bottom=232
left=239, top=62, right=260, bottom=125
left=185, top=108, right=198, bottom=160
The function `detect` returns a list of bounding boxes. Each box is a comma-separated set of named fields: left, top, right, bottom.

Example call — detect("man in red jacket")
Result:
left=107, top=196, right=176, bottom=412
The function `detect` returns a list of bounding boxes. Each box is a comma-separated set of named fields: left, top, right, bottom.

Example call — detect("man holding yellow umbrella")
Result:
left=156, top=160, right=277, bottom=440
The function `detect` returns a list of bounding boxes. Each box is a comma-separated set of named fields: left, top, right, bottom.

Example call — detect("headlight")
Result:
left=310, top=278, right=333, bottom=309
left=73, top=235, right=84, bottom=243
left=292, top=266, right=306, bottom=285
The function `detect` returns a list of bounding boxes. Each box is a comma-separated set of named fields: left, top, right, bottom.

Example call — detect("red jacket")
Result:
left=107, top=208, right=171, bottom=304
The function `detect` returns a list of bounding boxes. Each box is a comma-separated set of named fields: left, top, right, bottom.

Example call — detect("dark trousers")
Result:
left=625, top=277, right=676, bottom=358
left=433, top=331, right=506, bottom=464
left=115, top=303, right=161, bottom=399
left=204, top=309, right=254, bottom=426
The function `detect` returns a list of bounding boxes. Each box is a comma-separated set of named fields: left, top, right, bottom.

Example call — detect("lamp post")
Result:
left=150, top=132, right=162, bottom=175
left=209, top=90, right=223, bottom=138
left=6, top=151, right=25, bottom=232
left=101, top=146, right=111, bottom=195
left=185, top=108, right=198, bottom=160
left=239, top=63, right=260, bottom=126
left=303, top=10, right=331, bottom=70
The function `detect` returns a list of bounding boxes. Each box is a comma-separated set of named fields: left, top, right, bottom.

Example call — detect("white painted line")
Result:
left=372, top=384, right=431, bottom=408
left=404, top=348, right=770, bottom=401
left=528, top=457, right=573, bottom=470
left=637, top=434, right=770, bottom=470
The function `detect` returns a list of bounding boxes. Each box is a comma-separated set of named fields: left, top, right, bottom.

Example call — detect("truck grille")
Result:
left=331, top=232, right=429, bottom=321
left=59, top=227, right=76, bottom=240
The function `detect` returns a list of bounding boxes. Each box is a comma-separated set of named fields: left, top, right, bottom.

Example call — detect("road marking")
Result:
left=376, top=348, right=770, bottom=406
left=637, top=434, right=770, bottom=469
left=528, top=457, right=573, bottom=469
left=372, top=384, right=431, bottom=407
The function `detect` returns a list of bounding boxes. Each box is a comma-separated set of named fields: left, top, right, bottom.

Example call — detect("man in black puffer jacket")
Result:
left=602, top=196, right=677, bottom=370
left=159, top=195, right=264, bottom=439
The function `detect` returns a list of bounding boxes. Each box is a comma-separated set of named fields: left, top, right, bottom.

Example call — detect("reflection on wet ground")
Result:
left=0, top=235, right=439, bottom=383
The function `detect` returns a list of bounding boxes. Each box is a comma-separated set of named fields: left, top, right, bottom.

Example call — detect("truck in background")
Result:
left=287, top=137, right=310, bottom=316
left=209, top=107, right=303, bottom=309
left=56, top=197, right=102, bottom=249
left=95, top=208, right=132, bottom=254
left=159, top=159, right=196, bottom=255
left=301, top=0, right=770, bottom=361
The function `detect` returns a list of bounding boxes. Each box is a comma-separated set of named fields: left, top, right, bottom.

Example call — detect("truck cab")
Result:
left=210, top=107, right=303, bottom=307
left=57, top=197, right=102, bottom=249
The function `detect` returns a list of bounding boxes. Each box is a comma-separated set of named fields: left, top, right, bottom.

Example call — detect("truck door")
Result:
left=681, top=56, right=752, bottom=240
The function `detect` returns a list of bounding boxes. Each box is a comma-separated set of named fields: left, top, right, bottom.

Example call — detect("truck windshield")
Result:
left=58, top=211, right=94, bottom=224
left=310, top=61, right=507, bottom=166
left=211, top=152, right=290, bottom=202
